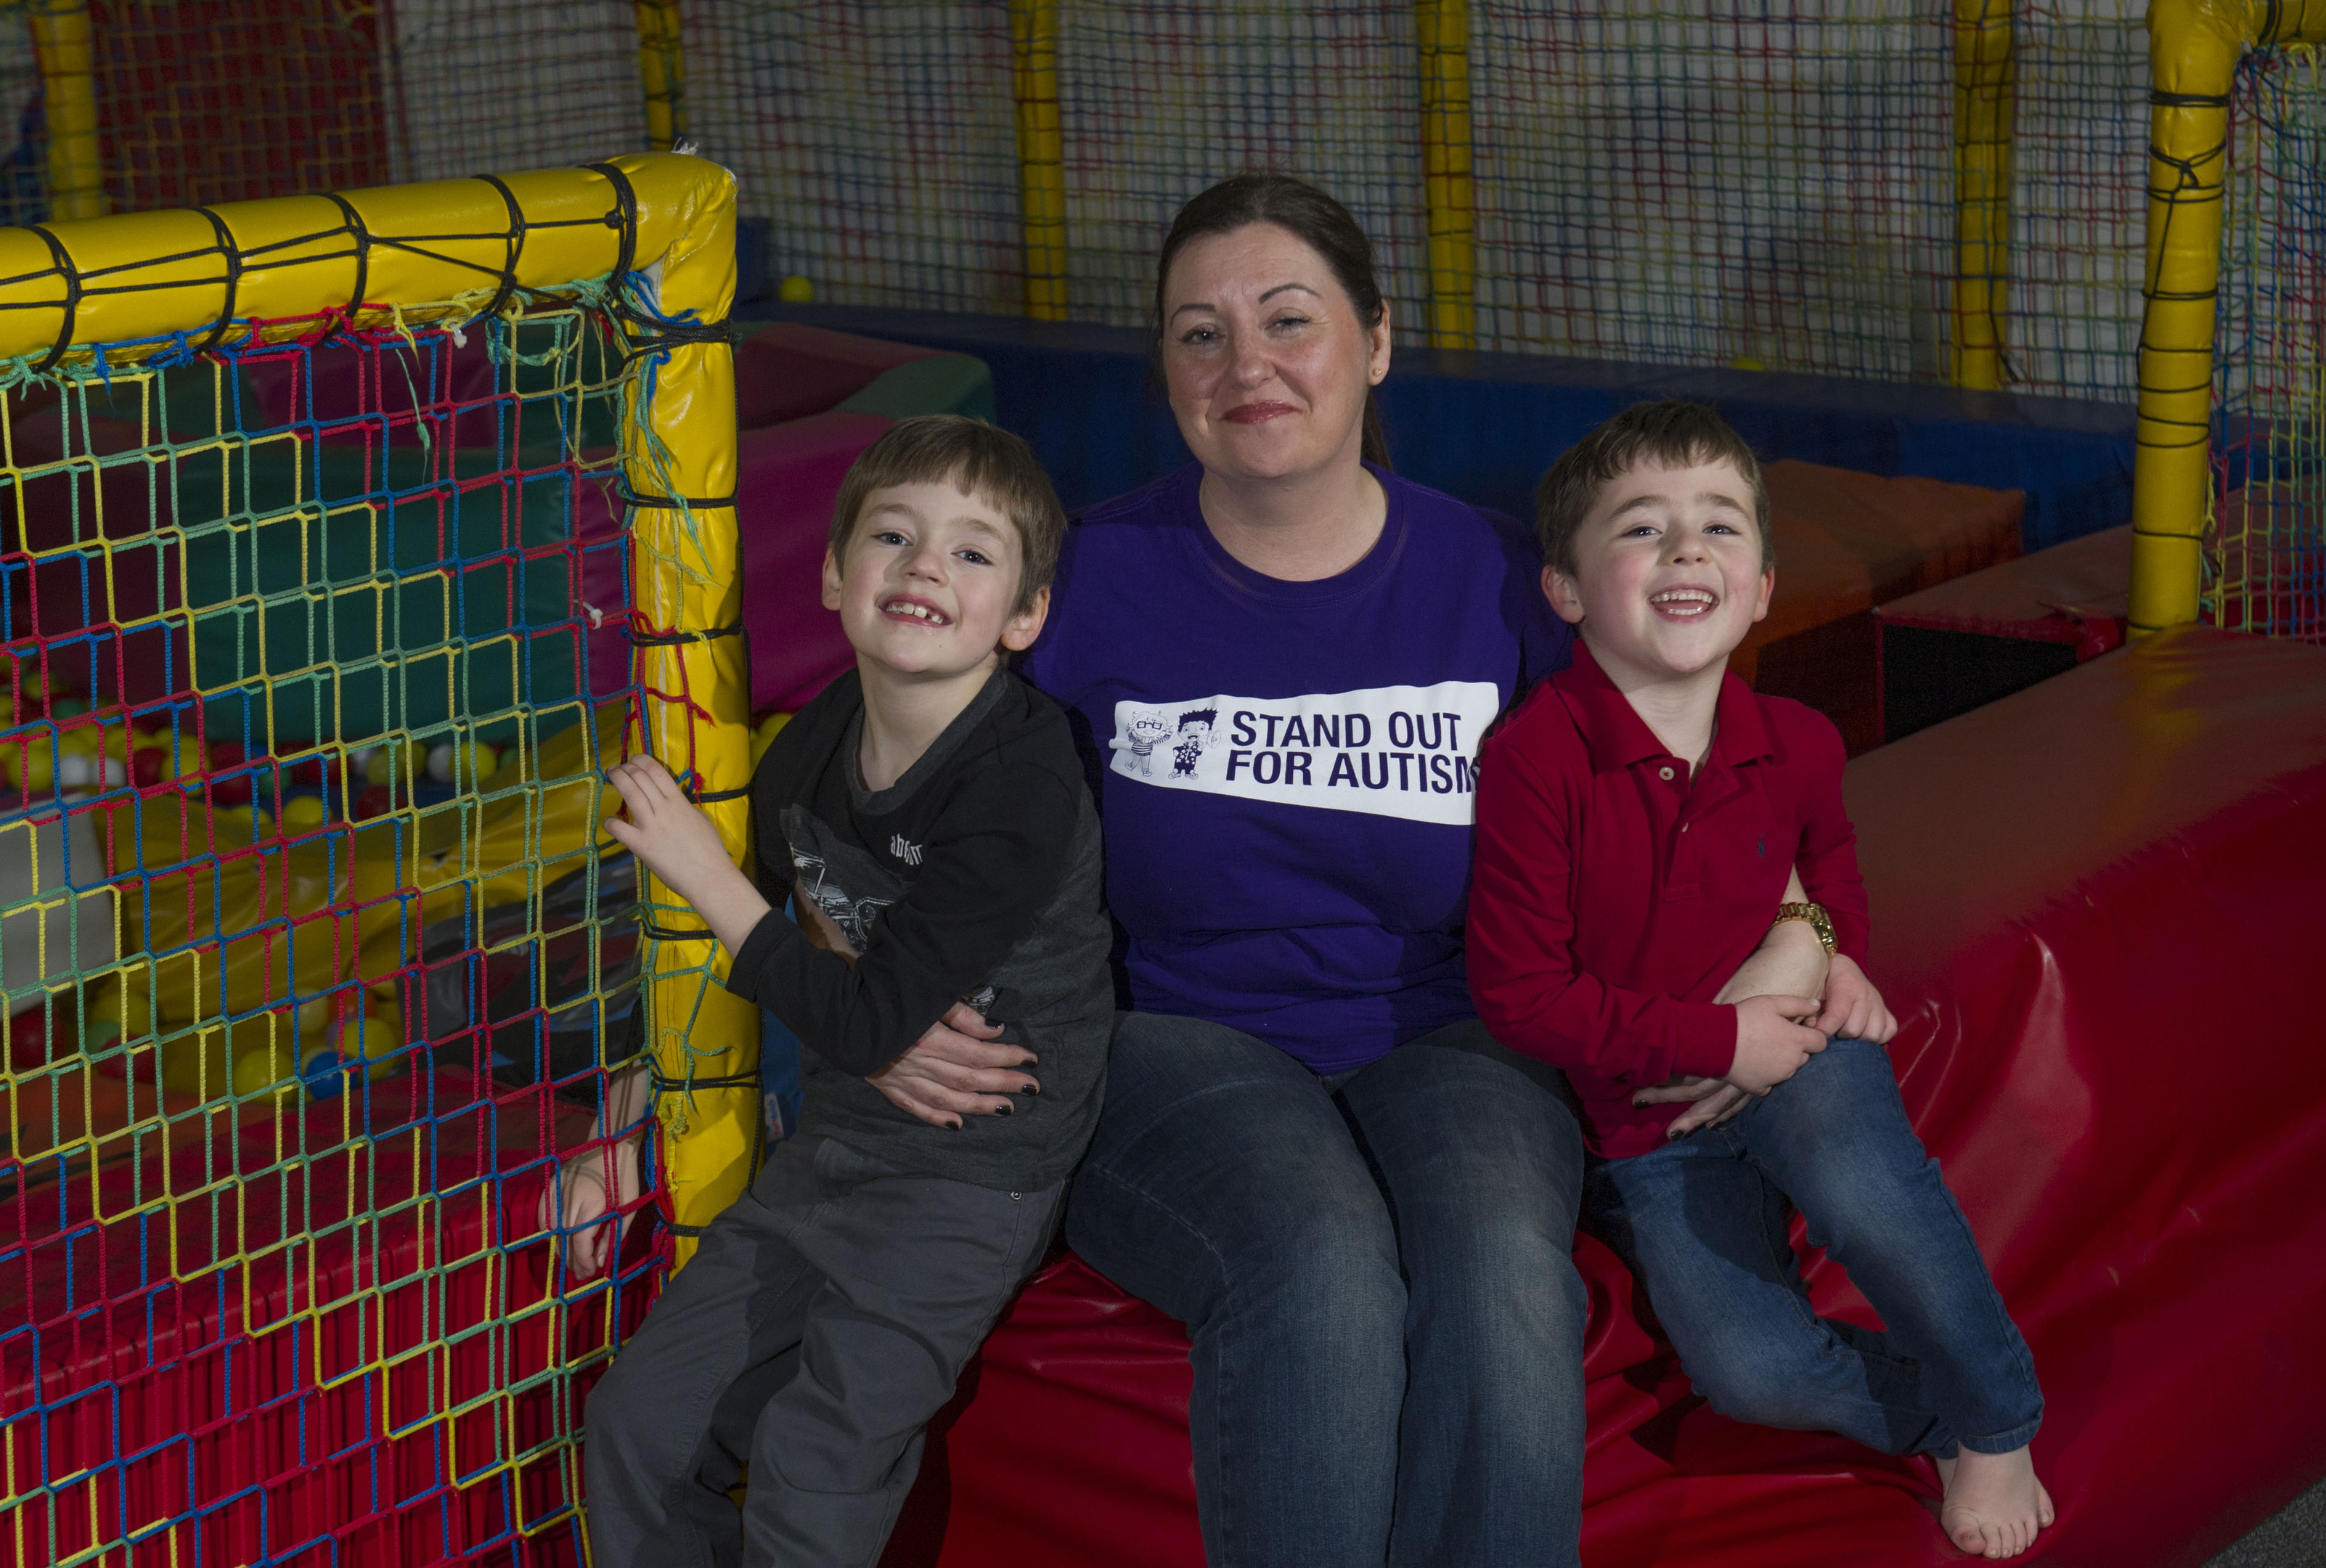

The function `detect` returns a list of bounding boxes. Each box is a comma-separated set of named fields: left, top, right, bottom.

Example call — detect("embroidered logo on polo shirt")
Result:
left=1107, top=681, right=1500, bottom=826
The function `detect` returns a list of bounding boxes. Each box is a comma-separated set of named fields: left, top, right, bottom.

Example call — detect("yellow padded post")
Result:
left=1417, top=0, right=1476, bottom=350
left=1011, top=0, right=1067, bottom=320
left=636, top=0, right=687, bottom=150
left=28, top=0, right=104, bottom=221
left=1951, top=0, right=2012, bottom=391
left=2133, top=0, right=2326, bottom=635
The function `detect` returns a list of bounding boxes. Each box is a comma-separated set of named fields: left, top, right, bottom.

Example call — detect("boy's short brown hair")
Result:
left=828, top=415, right=1066, bottom=614
left=1534, top=399, right=1772, bottom=577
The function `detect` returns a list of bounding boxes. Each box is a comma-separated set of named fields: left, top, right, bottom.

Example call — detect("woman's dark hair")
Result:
left=1154, top=173, right=1392, bottom=470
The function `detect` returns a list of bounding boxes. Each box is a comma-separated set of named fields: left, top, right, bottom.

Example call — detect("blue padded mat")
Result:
left=746, top=304, right=2134, bottom=554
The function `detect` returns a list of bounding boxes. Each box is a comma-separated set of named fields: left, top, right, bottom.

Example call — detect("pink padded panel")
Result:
left=735, top=322, right=938, bottom=432
left=736, top=410, right=891, bottom=714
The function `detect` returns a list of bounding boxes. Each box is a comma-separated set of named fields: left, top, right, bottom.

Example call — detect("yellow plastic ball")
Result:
left=778, top=275, right=815, bottom=304
left=283, top=795, right=327, bottom=830
left=364, top=740, right=422, bottom=785
left=1726, top=355, right=1767, bottom=372
left=426, top=739, right=499, bottom=786
left=2, top=745, right=54, bottom=793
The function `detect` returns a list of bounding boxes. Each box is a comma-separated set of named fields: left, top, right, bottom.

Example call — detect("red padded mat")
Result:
left=881, top=625, right=2326, bottom=1568
left=1738, top=461, right=2025, bottom=754
left=1878, top=525, right=2130, bottom=656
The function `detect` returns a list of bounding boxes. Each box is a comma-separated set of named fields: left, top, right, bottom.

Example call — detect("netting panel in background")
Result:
left=1, top=302, right=651, bottom=1565
left=2007, top=0, right=2145, bottom=399
left=1469, top=1, right=1953, bottom=379
left=2212, top=46, right=2326, bottom=640
left=89, top=0, right=392, bottom=208
left=687, top=0, right=1025, bottom=316
left=384, top=0, right=650, bottom=185
left=1053, top=0, right=1428, bottom=330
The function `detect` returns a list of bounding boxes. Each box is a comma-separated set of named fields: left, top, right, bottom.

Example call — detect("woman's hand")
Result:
left=868, top=1002, right=1044, bottom=1129
left=1813, top=953, right=1897, bottom=1042
left=1632, top=1074, right=1754, bottom=1140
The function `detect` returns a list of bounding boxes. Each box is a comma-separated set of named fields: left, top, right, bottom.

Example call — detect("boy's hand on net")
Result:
left=1725, top=995, right=1829, bottom=1095
left=867, top=1002, right=1043, bottom=1129
left=604, top=755, right=733, bottom=906
left=1813, top=954, right=1898, bottom=1042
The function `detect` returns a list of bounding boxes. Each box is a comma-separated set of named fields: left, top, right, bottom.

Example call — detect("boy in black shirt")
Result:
left=582, top=417, right=1112, bottom=1568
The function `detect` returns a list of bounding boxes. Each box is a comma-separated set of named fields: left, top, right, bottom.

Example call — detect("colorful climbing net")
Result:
left=0, top=154, right=756, bottom=1567
left=2211, top=44, right=2326, bottom=641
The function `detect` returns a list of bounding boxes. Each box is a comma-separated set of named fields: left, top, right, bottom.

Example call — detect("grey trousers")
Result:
left=583, top=1135, right=1064, bottom=1568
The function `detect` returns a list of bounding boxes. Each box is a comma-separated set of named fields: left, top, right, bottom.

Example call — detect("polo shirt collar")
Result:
left=1551, top=639, right=1776, bottom=774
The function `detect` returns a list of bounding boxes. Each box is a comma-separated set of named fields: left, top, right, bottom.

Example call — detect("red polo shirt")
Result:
left=1467, top=640, right=1870, bottom=1158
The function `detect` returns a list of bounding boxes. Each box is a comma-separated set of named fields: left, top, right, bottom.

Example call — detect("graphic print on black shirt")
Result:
left=783, top=807, right=898, bottom=954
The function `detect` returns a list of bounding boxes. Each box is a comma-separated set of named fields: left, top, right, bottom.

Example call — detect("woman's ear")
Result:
left=1366, top=306, right=1392, bottom=386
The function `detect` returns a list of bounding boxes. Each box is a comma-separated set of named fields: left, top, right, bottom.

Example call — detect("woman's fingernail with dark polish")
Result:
left=996, top=1103, right=1013, bottom=1116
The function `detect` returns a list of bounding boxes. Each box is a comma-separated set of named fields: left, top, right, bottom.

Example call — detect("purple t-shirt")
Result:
left=1023, top=462, right=1574, bottom=1073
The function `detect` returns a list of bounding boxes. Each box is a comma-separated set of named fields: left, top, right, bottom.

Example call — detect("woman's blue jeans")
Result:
left=1586, top=1037, right=2043, bottom=1459
left=1064, top=1013, right=1589, bottom=1568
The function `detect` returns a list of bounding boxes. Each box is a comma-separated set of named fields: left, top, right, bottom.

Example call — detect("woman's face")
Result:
left=1159, top=223, right=1390, bottom=485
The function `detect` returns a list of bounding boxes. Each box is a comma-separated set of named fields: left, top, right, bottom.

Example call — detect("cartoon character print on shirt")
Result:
left=780, top=804, right=902, bottom=955
left=1113, top=709, right=1172, bottom=777
left=1171, top=708, right=1217, bottom=777
left=1106, top=681, right=1503, bottom=827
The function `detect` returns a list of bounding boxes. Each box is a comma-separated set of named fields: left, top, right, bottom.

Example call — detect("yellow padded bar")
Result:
left=1951, top=0, right=2012, bottom=391
left=2134, top=0, right=2326, bottom=634
left=28, top=0, right=104, bottom=221
left=1418, top=0, right=1477, bottom=350
left=1011, top=0, right=1068, bottom=321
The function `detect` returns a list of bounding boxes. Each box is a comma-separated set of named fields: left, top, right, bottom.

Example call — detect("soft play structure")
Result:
left=2, top=155, right=762, bottom=1566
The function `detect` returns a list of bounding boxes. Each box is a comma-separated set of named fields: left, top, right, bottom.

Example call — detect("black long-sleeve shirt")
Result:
left=725, top=666, right=1111, bottom=1190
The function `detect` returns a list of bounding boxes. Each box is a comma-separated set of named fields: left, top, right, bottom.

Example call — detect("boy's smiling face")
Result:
left=1543, top=456, right=1773, bottom=687
left=822, top=478, right=1049, bottom=682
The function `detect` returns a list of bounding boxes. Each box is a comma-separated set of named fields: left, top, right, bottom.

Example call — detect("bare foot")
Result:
left=1933, top=1447, right=2054, bottom=1559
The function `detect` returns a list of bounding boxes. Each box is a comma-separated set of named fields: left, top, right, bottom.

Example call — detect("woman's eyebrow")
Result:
left=1257, top=282, right=1321, bottom=303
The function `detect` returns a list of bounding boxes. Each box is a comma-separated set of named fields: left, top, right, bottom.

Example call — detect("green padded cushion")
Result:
left=833, top=354, right=997, bottom=424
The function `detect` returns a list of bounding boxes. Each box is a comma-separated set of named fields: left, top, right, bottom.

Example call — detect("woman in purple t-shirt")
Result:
left=1027, top=176, right=1587, bottom=1567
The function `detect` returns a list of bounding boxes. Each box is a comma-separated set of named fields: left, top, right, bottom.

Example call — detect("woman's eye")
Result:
left=1178, top=326, right=1218, bottom=346
left=1268, top=314, right=1310, bottom=330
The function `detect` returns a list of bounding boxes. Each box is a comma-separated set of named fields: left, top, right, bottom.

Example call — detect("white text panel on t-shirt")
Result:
left=1108, top=682, right=1502, bottom=827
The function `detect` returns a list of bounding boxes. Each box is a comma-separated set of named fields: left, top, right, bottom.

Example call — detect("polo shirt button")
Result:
left=1658, top=766, right=1675, bottom=781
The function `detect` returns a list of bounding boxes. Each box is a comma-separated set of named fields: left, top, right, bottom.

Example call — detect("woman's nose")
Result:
left=1229, top=332, right=1272, bottom=387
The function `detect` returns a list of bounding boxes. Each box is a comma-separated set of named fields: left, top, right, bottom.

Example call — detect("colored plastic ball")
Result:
left=778, top=274, right=815, bottom=303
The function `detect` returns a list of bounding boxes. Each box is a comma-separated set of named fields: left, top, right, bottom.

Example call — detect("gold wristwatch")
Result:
left=1773, top=901, right=1837, bottom=955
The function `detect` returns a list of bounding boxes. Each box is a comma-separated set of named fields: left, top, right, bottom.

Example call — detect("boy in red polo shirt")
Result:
left=1467, top=401, right=2051, bottom=1560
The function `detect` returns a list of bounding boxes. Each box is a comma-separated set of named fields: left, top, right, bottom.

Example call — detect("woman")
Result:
left=1025, top=174, right=1584, bottom=1567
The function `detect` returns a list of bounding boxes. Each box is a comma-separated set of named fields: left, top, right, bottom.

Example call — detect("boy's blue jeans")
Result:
left=1586, top=1035, right=2043, bottom=1458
